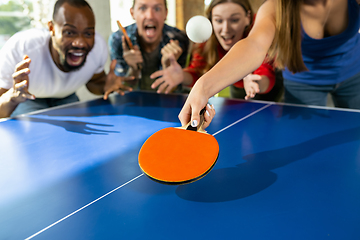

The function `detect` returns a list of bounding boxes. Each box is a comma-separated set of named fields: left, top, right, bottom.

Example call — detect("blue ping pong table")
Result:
left=0, top=91, right=359, bottom=239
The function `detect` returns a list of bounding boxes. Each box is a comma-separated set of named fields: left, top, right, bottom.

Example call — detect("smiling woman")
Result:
left=181, top=0, right=279, bottom=101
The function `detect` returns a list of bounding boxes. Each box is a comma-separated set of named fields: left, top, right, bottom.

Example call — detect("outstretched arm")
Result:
left=179, top=0, right=276, bottom=127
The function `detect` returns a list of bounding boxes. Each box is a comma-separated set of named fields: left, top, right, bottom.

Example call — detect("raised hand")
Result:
left=10, top=80, right=35, bottom=103
left=103, top=59, right=135, bottom=100
left=243, top=73, right=262, bottom=100
left=161, top=39, right=183, bottom=68
left=243, top=74, right=271, bottom=100
left=150, top=54, right=184, bottom=94
left=11, top=55, right=35, bottom=100
left=122, top=35, right=143, bottom=71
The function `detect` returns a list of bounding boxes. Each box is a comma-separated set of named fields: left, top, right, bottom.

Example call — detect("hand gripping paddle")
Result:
left=117, top=20, right=142, bottom=75
left=138, top=108, right=219, bottom=185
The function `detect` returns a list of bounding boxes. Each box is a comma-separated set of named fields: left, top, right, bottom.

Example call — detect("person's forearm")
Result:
left=196, top=0, right=276, bottom=98
left=86, top=77, right=105, bottom=95
left=0, top=90, right=19, bottom=118
left=182, top=71, right=195, bottom=86
left=258, top=76, right=270, bottom=93
left=197, top=38, right=268, bottom=99
left=86, top=83, right=104, bottom=95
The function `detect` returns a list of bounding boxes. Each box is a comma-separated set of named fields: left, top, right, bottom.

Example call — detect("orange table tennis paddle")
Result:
left=138, top=108, right=219, bottom=185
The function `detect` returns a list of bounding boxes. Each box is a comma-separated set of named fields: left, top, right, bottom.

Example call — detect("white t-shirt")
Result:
left=0, top=28, right=108, bottom=98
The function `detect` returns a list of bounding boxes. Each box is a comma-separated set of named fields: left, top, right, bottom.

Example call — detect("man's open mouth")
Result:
left=67, top=51, right=86, bottom=66
left=145, top=24, right=157, bottom=38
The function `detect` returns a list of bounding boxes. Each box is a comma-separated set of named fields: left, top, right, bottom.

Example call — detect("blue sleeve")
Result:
left=108, top=30, right=129, bottom=76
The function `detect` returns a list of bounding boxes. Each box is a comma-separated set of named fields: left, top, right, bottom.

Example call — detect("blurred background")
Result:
left=0, top=0, right=264, bottom=99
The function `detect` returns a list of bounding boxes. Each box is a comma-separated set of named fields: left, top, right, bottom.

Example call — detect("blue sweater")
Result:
left=283, top=0, right=360, bottom=85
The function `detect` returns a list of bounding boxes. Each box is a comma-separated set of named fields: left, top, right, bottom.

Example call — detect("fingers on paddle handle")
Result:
left=186, top=105, right=207, bottom=132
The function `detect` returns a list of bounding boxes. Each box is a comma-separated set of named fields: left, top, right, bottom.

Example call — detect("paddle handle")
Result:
left=117, top=20, right=133, bottom=49
left=186, top=107, right=206, bottom=132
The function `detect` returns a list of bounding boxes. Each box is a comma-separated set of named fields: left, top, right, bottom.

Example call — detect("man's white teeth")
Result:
left=72, top=52, right=84, bottom=56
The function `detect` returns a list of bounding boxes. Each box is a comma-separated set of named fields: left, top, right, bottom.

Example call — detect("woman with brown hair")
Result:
left=151, top=0, right=278, bottom=100
left=185, top=0, right=280, bottom=100
left=179, top=0, right=360, bottom=129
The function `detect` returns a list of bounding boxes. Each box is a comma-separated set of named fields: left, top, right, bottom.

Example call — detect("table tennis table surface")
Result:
left=1, top=91, right=360, bottom=239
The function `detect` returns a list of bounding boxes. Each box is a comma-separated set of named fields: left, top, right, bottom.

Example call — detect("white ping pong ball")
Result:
left=186, top=15, right=213, bottom=43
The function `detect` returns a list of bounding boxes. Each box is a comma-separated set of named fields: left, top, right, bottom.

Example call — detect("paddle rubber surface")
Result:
left=138, top=127, right=219, bottom=184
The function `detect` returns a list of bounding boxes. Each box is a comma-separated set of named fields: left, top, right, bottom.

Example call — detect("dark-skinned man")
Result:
left=0, top=0, right=131, bottom=118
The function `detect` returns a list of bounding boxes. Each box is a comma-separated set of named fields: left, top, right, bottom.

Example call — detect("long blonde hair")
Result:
left=268, top=0, right=307, bottom=73
left=195, top=0, right=253, bottom=75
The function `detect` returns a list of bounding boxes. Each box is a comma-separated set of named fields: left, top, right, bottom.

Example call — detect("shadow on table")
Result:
left=40, top=91, right=187, bottom=122
left=176, top=125, right=360, bottom=203
left=10, top=92, right=334, bottom=136
left=13, top=116, right=119, bottom=135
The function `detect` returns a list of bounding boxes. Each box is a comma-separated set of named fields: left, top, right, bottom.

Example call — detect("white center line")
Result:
left=212, top=103, right=273, bottom=136
left=26, top=103, right=272, bottom=239
left=25, top=174, right=144, bottom=240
